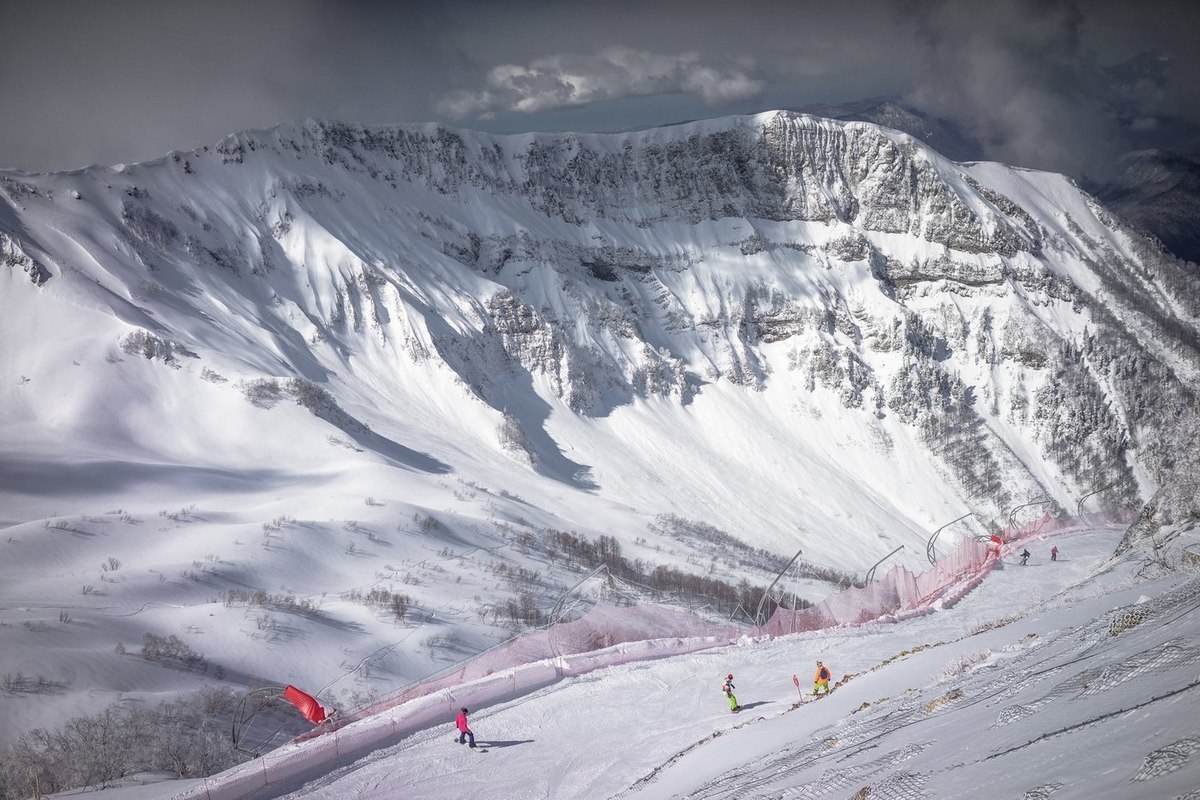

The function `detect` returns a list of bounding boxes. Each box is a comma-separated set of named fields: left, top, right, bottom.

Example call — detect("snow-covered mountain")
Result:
left=4, top=111, right=1196, bottom=520
left=1, top=111, right=1198, bottom=794
left=792, top=98, right=985, bottom=164
left=795, top=96, right=1200, bottom=267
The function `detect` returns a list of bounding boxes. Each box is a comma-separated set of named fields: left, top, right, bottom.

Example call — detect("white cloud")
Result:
left=437, top=46, right=765, bottom=117
left=682, top=66, right=766, bottom=104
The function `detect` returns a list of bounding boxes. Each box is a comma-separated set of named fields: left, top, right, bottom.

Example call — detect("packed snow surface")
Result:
left=86, top=524, right=1200, bottom=800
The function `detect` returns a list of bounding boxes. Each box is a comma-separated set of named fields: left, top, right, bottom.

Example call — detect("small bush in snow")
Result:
left=120, top=198, right=178, bottom=250
left=0, top=673, right=66, bottom=694
left=340, top=587, right=410, bottom=622
left=537, top=527, right=779, bottom=620
left=498, top=411, right=536, bottom=463
left=412, top=513, right=442, bottom=533
left=141, top=633, right=205, bottom=671
left=505, top=592, right=543, bottom=627
left=119, top=330, right=180, bottom=363
left=285, top=378, right=369, bottom=432
left=236, top=378, right=283, bottom=408
left=935, top=650, right=992, bottom=683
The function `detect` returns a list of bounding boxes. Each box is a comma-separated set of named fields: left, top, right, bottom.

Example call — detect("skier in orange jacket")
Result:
left=814, top=660, right=832, bottom=695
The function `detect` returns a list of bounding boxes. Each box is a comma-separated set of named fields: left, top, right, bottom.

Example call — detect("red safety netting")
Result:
left=171, top=512, right=1130, bottom=800
left=328, top=602, right=740, bottom=731
left=753, top=512, right=1059, bottom=637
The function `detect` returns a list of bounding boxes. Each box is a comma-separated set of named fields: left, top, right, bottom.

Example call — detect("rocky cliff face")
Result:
left=3, top=111, right=1199, bottom=522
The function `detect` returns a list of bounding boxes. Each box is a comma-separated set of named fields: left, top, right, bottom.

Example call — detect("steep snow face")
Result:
left=1, top=112, right=1198, bottom=755
left=2, top=113, right=1195, bottom=521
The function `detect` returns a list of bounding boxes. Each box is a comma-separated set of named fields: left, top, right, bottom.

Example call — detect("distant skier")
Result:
left=455, top=707, right=476, bottom=747
left=1051, top=546, right=1059, bottom=562
left=722, top=673, right=740, bottom=713
left=1020, top=549, right=1031, bottom=566
left=813, top=660, right=832, bottom=695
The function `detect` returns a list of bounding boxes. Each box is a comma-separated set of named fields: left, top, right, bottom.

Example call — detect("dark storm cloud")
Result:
left=0, top=0, right=453, bottom=170
left=1, top=0, right=1196, bottom=177
left=901, top=0, right=1200, bottom=178
left=1, top=0, right=325, bottom=169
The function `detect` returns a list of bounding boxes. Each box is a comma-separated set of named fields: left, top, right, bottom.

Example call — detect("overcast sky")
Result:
left=2, top=0, right=1198, bottom=177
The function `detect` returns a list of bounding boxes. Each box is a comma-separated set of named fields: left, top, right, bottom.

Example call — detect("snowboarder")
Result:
left=814, top=660, right=832, bottom=695
left=1020, top=549, right=1031, bottom=566
left=1051, top=546, right=1058, bottom=561
left=722, top=673, right=740, bottom=713
left=455, top=707, right=476, bottom=747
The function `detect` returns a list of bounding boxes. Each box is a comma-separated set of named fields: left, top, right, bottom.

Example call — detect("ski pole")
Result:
left=792, top=674, right=804, bottom=702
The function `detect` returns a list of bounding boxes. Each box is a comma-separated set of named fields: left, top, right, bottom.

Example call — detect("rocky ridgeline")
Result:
left=3, top=111, right=1199, bottom=518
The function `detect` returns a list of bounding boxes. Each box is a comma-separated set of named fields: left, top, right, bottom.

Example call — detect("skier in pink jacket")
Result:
left=722, top=673, right=740, bottom=713
left=455, top=707, right=476, bottom=747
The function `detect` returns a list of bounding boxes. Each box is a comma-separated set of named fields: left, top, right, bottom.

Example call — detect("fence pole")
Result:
left=927, top=514, right=973, bottom=565
left=1077, top=481, right=1117, bottom=517
left=1007, top=498, right=1051, bottom=531
left=864, top=545, right=904, bottom=584
left=754, top=547, right=803, bottom=627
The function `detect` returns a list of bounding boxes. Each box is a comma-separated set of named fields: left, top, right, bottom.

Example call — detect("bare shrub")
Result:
left=141, top=633, right=205, bottom=671
left=539, top=527, right=781, bottom=619
left=285, top=378, right=368, bottom=432
left=935, top=650, right=992, bottom=683
left=218, top=589, right=325, bottom=620
left=498, top=411, right=535, bottom=463
left=505, top=592, right=543, bottom=627
left=236, top=378, right=283, bottom=409
left=0, top=685, right=288, bottom=797
left=340, top=588, right=411, bottom=622
left=119, top=330, right=183, bottom=363
left=159, top=504, right=197, bottom=522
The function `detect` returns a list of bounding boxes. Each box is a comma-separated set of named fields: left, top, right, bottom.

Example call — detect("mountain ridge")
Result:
left=3, top=110, right=1197, bottom=525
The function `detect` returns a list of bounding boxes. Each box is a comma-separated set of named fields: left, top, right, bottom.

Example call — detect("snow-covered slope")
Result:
left=59, top=523, right=1200, bottom=800
left=259, top=525, right=1200, bottom=800
left=1, top=112, right=1198, bottom=789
